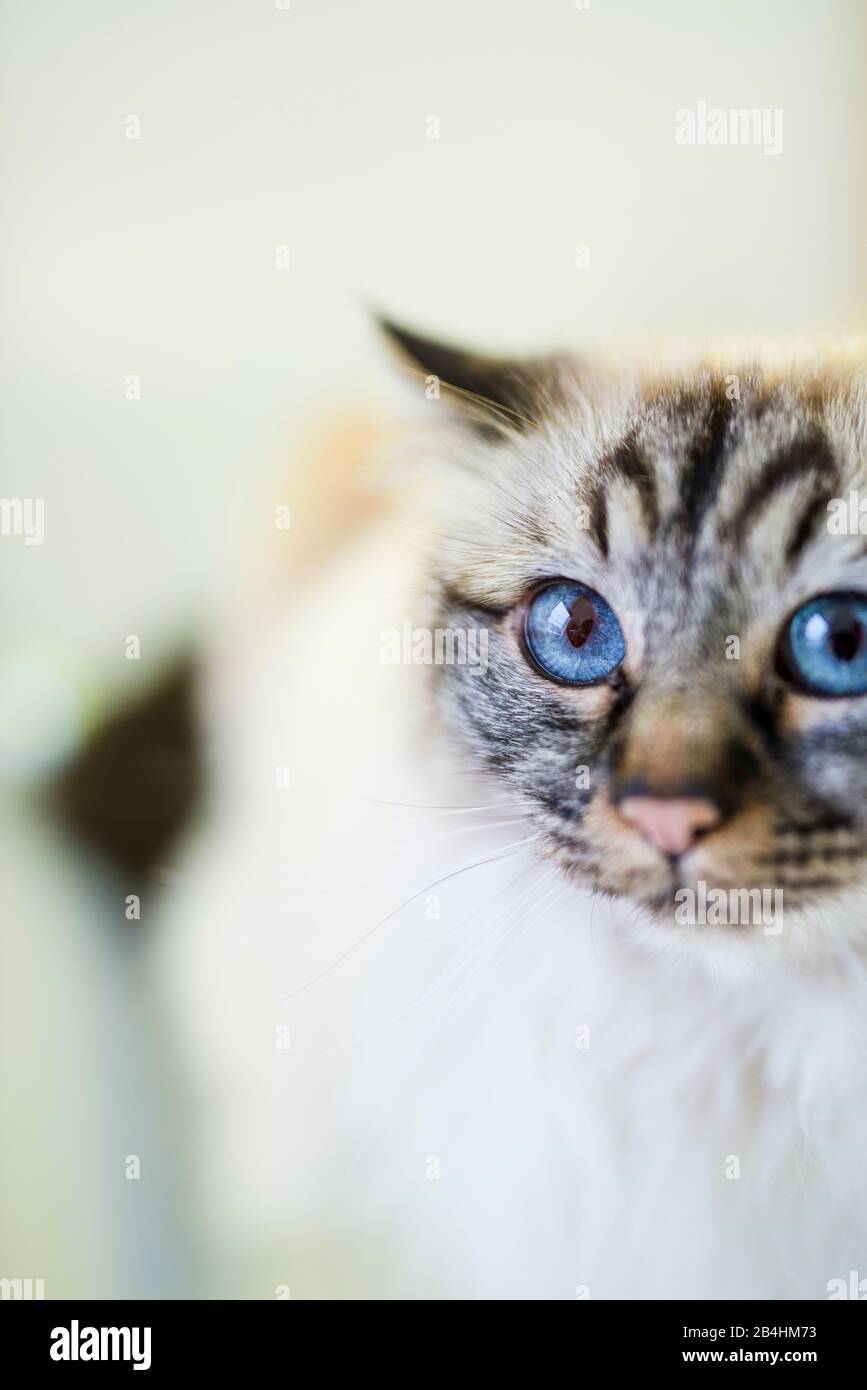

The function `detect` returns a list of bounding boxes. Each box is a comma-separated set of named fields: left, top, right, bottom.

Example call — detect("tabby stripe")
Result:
left=786, top=481, right=837, bottom=561
left=680, top=384, right=735, bottom=533
left=759, top=846, right=862, bottom=866
left=726, top=431, right=836, bottom=540
left=590, top=487, right=609, bottom=558
left=606, top=436, right=660, bottom=537
left=776, top=877, right=845, bottom=892
left=440, top=582, right=510, bottom=620
left=776, top=814, right=855, bottom=834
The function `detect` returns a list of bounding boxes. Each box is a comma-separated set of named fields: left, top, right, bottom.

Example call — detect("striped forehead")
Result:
left=587, top=379, right=860, bottom=575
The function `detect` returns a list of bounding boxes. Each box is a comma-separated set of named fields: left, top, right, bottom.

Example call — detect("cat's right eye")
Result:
left=522, top=580, right=625, bottom=685
left=779, top=592, right=867, bottom=697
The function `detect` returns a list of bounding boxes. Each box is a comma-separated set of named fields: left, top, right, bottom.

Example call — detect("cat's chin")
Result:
left=593, top=874, right=867, bottom=979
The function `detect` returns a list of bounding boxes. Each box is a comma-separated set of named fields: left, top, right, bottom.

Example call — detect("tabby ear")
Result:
left=377, top=317, right=542, bottom=439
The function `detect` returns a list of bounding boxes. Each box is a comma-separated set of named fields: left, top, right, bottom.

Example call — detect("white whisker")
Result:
left=397, top=815, right=530, bottom=849
left=298, top=859, right=546, bottom=1061
left=273, top=834, right=537, bottom=1005
left=329, top=793, right=535, bottom=819
left=343, top=870, right=563, bottom=1178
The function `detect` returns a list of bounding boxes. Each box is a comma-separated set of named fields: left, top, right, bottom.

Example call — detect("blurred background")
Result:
left=1, top=0, right=865, bottom=1297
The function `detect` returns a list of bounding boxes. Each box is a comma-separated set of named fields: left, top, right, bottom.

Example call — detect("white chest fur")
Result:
left=156, top=523, right=867, bottom=1298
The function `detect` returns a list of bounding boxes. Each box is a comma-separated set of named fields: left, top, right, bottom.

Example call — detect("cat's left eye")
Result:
left=780, top=593, right=867, bottom=697
left=523, top=579, right=625, bottom=685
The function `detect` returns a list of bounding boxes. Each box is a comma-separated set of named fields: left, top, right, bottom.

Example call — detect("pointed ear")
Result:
left=377, top=317, right=546, bottom=439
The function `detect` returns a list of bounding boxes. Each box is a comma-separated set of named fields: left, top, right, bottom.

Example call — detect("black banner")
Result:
left=2, top=1299, right=864, bottom=1374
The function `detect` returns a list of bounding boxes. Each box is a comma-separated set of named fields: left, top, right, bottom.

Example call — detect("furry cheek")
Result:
left=777, top=690, right=867, bottom=736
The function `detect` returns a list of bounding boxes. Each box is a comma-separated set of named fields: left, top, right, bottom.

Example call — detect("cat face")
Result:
left=385, top=323, right=867, bottom=926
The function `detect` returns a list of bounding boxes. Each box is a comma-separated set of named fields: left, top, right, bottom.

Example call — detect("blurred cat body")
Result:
left=159, top=338, right=867, bottom=1298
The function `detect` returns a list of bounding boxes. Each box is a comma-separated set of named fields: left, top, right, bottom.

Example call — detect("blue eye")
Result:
left=524, top=580, right=625, bottom=685
left=782, top=593, right=867, bottom=697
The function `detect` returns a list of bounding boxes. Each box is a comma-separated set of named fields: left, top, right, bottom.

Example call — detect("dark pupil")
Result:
left=565, top=596, right=596, bottom=649
left=828, top=611, right=863, bottom=663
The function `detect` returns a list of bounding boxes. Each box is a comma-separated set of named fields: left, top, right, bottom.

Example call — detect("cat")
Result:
left=154, top=323, right=867, bottom=1298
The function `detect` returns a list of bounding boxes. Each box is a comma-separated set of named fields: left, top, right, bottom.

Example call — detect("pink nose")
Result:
left=618, top=796, right=720, bottom=856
